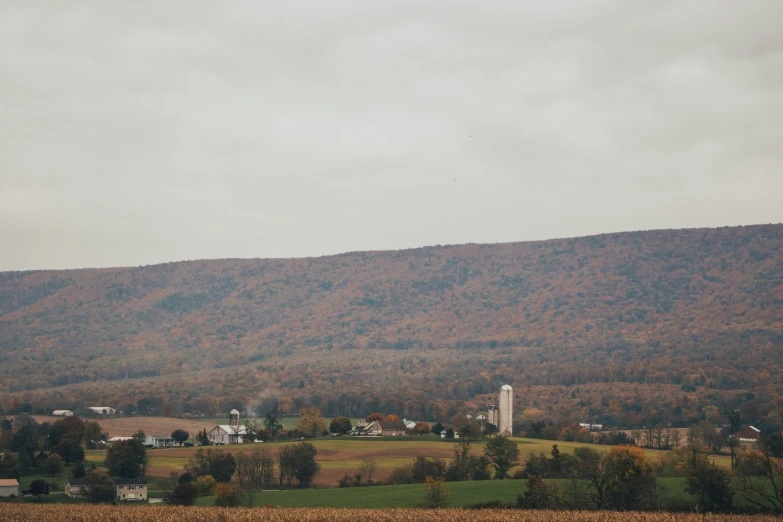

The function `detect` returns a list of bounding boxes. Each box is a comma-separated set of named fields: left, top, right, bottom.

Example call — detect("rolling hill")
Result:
left=1, top=224, right=782, bottom=428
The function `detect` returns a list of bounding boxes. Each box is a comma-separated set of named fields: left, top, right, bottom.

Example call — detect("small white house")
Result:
left=64, top=477, right=87, bottom=498
left=89, top=407, right=116, bottom=415
left=0, top=478, right=19, bottom=497
left=52, top=410, right=74, bottom=417
left=114, top=478, right=148, bottom=501
left=144, top=434, right=174, bottom=447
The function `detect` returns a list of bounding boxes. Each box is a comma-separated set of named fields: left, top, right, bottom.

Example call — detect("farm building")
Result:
left=355, top=420, right=410, bottom=436
left=107, top=436, right=133, bottom=444
left=208, top=409, right=250, bottom=444
left=52, top=410, right=73, bottom=416
left=739, top=425, right=761, bottom=446
left=350, top=420, right=368, bottom=435
left=0, top=478, right=19, bottom=497
left=88, top=407, right=116, bottom=415
left=208, top=424, right=250, bottom=444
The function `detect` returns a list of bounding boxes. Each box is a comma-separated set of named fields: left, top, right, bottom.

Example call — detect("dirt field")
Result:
left=23, top=415, right=211, bottom=437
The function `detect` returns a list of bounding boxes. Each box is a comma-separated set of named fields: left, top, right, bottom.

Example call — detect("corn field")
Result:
left=0, top=506, right=779, bottom=522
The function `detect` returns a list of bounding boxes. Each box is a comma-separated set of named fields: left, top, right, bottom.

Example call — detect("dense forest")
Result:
left=0, top=224, right=781, bottom=428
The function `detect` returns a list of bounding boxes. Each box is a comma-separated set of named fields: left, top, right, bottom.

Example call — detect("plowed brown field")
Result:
left=26, top=415, right=209, bottom=437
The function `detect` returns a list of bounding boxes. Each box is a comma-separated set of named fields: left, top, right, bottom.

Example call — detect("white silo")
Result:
left=487, top=405, right=498, bottom=427
left=499, top=385, right=513, bottom=436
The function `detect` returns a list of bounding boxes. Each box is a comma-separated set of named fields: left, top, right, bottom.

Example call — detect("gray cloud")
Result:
left=1, top=1, right=782, bottom=270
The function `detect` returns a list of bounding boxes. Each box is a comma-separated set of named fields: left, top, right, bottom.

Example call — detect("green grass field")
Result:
left=192, top=477, right=696, bottom=509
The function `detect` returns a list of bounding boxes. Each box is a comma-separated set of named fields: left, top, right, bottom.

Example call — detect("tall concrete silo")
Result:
left=499, top=384, right=513, bottom=436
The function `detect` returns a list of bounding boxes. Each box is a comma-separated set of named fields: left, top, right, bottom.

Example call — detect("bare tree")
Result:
left=736, top=443, right=783, bottom=513
left=359, top=457, right=377, bottom=485
left=654, top=425, right=664, bottom=449
left=670, top=429, right=681, bottom=448
left=236, top=447, right=276, bottom=506
left=727, top=434, right=741, bottom=471
left=690, top=421, right=720, bottom=453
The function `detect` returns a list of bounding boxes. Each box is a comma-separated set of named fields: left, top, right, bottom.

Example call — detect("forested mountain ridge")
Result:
left=1, top=224, right=782, bottom=427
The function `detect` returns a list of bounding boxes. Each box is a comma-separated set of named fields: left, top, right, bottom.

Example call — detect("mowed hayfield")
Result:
left=83, top=435, right=732, bottom=487
left=86, top=437, right=459, bottom=485
left=0, top=505, right=779, bottom=522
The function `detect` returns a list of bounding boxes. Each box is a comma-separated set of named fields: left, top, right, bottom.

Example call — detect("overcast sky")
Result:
left=1, top=1, right=781, bottom=271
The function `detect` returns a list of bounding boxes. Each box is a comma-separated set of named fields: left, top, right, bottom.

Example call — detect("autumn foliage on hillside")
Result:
left=0, top=225, right=781, bottom=426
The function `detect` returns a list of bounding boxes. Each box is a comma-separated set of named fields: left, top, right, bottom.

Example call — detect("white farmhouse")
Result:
left=144, top=434, right=174, bottom=447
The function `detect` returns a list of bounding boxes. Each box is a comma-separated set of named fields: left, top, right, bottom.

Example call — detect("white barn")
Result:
left=52, top=410, right=73, bottom=417
left=207, top=409, right=250, bottom=444
left=208, top=425, right=250, bottom=445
